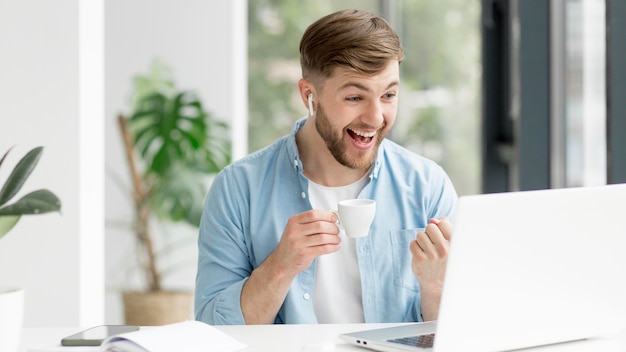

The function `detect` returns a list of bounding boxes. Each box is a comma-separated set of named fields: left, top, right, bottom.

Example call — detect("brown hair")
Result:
left=299, top=9, right=404, bottom=83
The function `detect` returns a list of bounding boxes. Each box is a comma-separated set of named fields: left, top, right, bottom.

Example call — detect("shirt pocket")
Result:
left=389, top=228, right=424, bottom=291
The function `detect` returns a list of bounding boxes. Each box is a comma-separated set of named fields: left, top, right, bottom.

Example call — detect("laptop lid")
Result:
left=340, top=184, right=626, bottom=352
left=435, top=184, right=626, bottom=351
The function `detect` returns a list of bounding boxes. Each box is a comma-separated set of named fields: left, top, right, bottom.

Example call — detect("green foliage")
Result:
left=0, top=147, right=61, bottom=239
left=127, top=62, right=231, bottom=227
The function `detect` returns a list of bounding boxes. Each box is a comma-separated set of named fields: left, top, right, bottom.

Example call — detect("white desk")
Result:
left=20, top=324, right=400, bottom=352
left=20, top=323, right=626, bottom=352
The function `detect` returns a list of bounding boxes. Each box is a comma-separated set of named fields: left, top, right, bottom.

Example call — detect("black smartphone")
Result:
left=61, top=325, right=140, bottom=346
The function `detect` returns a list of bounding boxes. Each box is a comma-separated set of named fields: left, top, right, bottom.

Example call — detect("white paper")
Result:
left=98, top=321, right=247, bottom=352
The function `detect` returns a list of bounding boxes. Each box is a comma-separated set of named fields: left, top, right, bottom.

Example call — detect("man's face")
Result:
left=314, top=61, right=400, bottom=170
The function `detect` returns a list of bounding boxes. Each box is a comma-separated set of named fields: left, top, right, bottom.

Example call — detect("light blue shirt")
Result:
left=195, top=118, right=458, bottom=325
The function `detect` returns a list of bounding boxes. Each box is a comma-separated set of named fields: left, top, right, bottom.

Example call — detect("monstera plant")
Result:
left=0, top=147, right=61, bottom=238
left=117, top=62, right=231, bottom=325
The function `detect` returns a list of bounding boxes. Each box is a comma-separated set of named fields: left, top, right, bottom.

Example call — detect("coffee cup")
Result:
left=332, top=199, right=376, bottom=238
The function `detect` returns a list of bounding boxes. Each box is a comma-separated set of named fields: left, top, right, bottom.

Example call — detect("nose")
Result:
left=362, top=100, right=385, bottom=127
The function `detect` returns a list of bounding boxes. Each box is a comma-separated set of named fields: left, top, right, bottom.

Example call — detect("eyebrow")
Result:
left=338, top=80, right=400, bottom=92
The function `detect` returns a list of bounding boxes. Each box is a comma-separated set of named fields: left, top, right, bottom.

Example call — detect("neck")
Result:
left=295, top=118, right=370, bottom=187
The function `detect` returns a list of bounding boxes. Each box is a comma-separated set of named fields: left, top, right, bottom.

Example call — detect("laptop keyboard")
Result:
left=387, top=333, right=436, bottom=348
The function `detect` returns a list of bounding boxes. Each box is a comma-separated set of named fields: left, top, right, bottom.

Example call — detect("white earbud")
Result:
left=308, top=93, right=314, bottom=116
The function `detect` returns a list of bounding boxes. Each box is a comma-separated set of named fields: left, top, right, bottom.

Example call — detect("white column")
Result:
left=79, top=0, right=105, bottom=326
left=231, top=0, right=249, bottom=160
left=581, top=0, right=607, bottom=186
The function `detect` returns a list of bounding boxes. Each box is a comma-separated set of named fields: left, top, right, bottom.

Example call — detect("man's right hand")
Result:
left=271, top=209, right=341, bottom=276
left=241, top=209, right=340, bottom=324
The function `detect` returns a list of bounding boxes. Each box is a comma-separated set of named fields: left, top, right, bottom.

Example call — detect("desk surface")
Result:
left=21, top=323, right=626, bottom=352
left=21, top=323, right=401, bottom=352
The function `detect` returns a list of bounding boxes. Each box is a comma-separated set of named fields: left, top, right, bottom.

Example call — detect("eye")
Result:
left=383, top=92, right=397, bottom=100
left=346, top=96, right=361, bottom=102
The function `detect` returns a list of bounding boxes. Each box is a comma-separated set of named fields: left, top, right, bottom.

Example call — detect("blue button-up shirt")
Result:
left=195, top=118, right=458, bottom=325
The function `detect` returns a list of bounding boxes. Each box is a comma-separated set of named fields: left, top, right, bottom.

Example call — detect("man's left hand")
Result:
left=409, top=216, right=453, bottom=320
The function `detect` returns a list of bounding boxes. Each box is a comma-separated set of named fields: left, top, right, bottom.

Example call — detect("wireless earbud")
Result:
left=308, top=93, right=314, bottom=116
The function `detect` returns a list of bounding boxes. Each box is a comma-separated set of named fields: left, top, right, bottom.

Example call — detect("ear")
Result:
left=298, top=79, right=316, bottom=116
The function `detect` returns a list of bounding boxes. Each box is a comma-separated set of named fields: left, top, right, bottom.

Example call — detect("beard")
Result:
left=314, top=102, right=386, bottom=170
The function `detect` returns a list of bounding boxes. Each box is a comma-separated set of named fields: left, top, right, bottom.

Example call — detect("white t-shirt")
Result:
left=308, top=174, right=369, bottom=323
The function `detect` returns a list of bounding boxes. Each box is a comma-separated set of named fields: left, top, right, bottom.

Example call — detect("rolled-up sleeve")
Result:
left=194, top=168, right=251, bottom=325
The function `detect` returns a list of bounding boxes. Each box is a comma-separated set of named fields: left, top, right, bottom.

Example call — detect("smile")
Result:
left=348, top=128, right=376, bottom=138
left=347, top=128, right=377, bottom=149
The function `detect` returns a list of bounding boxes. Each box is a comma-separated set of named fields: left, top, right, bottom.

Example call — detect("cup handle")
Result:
left=330, top=210, right=343, bottom=228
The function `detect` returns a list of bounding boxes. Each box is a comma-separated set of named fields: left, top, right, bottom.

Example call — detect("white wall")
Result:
left=104, top=1, right=247, bottom=323
left=0, top=0, right=104, bottom=327
left=0, top=0, right=246, bottom=326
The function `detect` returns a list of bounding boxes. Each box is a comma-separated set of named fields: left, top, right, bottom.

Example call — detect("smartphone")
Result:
left=61, top=325, right=140, bottom=346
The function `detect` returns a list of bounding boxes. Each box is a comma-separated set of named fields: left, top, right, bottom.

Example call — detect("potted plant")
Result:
left=116, top=62, right=231, bottom=325
left=0, top=146, right=61, bottom=351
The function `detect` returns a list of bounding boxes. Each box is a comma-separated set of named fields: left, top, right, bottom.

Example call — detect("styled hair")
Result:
left=299, top=9, right=404, bottom=83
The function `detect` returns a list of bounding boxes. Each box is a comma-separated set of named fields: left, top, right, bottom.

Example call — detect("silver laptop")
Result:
left=340, top=184, right=626, bottom=351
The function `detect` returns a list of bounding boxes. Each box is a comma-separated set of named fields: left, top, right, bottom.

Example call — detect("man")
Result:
left=195, top=9, right=457, bottom=325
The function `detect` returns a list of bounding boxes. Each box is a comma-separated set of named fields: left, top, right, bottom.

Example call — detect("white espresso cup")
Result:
left=332, top=199, right=376, bottom=238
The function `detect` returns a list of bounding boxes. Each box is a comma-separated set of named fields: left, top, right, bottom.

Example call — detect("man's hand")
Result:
left=241, top=209, right=340, bottom=324
left=409, top=216, right=453, bottom=321
left=271, top=209, right=341, bottom=277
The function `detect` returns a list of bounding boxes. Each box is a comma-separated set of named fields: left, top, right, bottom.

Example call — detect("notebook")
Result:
left=340, top=184, right=626, bottom=351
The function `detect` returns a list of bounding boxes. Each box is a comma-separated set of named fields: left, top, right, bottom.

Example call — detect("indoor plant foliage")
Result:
left=117, top=62, right=231, bottom=323
left=0, top=146, right=61, bottom=238
left=0, top=146, right=60, bottom=352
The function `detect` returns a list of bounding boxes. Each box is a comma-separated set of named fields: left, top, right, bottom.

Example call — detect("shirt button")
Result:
left=294, top=159, right=298, bottom=167
left=303, top=293, right=311, bottom=300
left=301, top=192, right=306, bottom=199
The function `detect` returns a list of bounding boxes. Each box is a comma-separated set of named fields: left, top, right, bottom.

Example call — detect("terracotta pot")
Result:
left=0, top=286, right=24, bottom=352
left=122, top=290, right=193, bottom=326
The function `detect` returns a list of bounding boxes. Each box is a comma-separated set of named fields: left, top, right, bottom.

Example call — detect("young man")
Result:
left=195, top=9, right=457, bottom=325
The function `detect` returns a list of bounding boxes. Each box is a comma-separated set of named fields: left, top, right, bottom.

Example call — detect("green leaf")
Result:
left=0, top=215, right=20, bottom=239
left=0, top=147, right=14, bottom=169
left=147, top=166, right=208, bottom=227
left=129, top=90, right=213, bottom=178
left=0, top=147, right=43, bottom=207
left=0, top=189, right=61, bottom=216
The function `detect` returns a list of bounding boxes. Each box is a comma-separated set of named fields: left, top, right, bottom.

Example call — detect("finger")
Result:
left=295, top=209, right=337, bottom=224
left=310, top=241, right=341, bottom=257
left=423, top=225, right=449, bottom=258
left=304, top=218, right=340, bottom=237
left=304, top=231, right=341, bottom=246
left=433, top=216, right=453, bottom=241
left=425, top=223, right=445, bottom=244
left=415, top=230, right=437, bottom=257
left=409, top=238, right=428, bottom=261
left=281, top=217, right=339, bottom=254
left=301, top=232, right=342, bottom=258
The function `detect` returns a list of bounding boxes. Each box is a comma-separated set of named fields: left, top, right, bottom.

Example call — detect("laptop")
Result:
left=340, top=184, right=626, bottom=351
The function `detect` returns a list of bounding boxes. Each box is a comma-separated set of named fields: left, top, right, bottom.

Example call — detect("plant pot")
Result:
left=0, top=286, right=24, bottom=352
left=122, top=290, right=193, bottom=326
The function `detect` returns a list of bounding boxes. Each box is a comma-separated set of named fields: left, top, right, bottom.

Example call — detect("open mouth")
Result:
left=347, top=128, right=376, bottom=147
